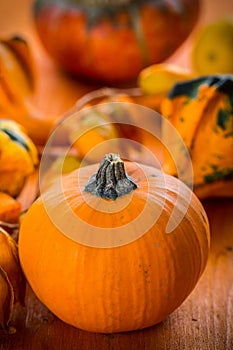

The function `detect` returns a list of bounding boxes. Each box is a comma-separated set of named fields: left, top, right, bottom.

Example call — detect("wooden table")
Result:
left=0, top=1, right=233, bottom=349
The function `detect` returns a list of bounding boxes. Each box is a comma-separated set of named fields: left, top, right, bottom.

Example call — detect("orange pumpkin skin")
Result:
left=33, top=0, right=200, bottom=83
left=18, top=155, right=210, bottom=333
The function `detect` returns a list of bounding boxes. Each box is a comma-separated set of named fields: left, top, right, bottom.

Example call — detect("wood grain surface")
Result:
left=0, top=1, right=233, bottom=349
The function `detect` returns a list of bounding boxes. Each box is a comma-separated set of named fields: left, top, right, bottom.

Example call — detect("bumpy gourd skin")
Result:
left=161, top=75, right=233, bottom=198
left=0, top=119, right=38, bottom=197
left=19, top=155, right=210, bottom=333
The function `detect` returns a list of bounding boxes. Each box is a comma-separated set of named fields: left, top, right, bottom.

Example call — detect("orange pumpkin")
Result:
left=33, top=0, right=200, bottom=83
left=66, top=88, right=167, bottom=166
left=67, top=106, right=119, bottom=162
left=19, top=153, right=210, bottom=333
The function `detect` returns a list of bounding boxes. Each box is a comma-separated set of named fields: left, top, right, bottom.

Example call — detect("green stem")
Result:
left=84, top=153, right=137, bottom=200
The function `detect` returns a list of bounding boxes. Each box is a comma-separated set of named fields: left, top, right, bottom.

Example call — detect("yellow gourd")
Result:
left=0, top=119, right=39, bottom=197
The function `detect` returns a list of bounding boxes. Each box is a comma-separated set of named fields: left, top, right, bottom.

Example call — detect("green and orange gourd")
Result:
left=160, top=75, right=233, bottom=198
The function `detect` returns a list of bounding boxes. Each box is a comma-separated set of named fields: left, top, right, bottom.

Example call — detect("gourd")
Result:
left=0, top=119, right=39, bottom=197
left=160, top=75, right=233, bottom=198
left=191, top=19, right=233, bottom=75
left=63, top=75, right=233, bottom=198
left=19, top=153, right=210, bottom=333
left=0, top=228, right=25, bottom=332
left=0, top=192, right=21, bottom=224
left=33, top=0, right=200, bottom=83
left=0, top=35, right=55, bottom=145
left=138, top=63, right=194, bottom=95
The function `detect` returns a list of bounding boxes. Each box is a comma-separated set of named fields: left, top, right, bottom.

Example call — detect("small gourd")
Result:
left=0, top=119, right=38, bottom=197
left=161, top=75, right=233, bottom=198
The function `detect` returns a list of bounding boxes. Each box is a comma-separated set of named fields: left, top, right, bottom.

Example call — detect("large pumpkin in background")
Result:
left=33, top=0, right=200, bottom=84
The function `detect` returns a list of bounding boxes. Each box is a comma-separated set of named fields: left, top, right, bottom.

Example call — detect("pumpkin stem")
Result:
left=84, top=153, right=137, bottom=200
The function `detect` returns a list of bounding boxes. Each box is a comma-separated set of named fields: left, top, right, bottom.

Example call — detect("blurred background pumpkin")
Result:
left=32, top=0, right=200, bottom=84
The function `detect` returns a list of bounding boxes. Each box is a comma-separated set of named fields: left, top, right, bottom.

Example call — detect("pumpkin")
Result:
left=160, top=75, right=233, bottom=198
left=63, top=87, right=166, bottom=169
left=67, top=106, right=120, bottom=162
left=19, top=153, right=210, bottom=333
left=33, top=0, right=200, bottom=83
left=64, top=88, right=184, bottom=180
left=67, top=91, right=146, bottom=163
left=0, top=119, right=39, bottom=197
